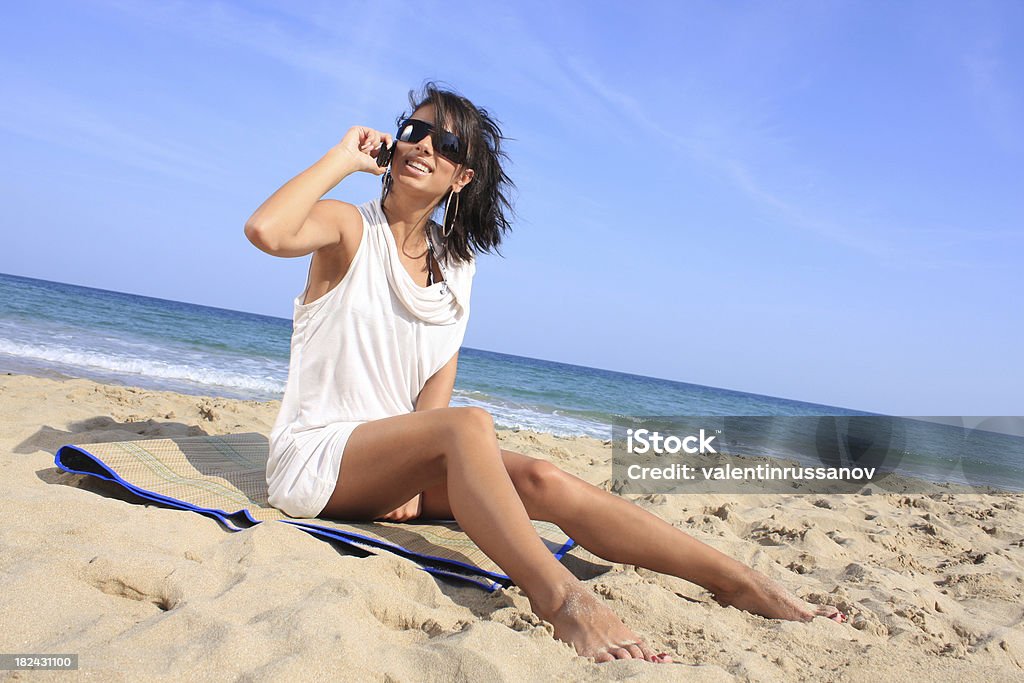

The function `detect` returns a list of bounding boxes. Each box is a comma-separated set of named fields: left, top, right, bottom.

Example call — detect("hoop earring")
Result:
left=380, top=169, right=392, bottom=206
left=442, top=190, right=460, bottom=238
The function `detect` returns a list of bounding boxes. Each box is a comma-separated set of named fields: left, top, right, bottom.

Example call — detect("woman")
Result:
left=245, top=83, right=845, bottom=664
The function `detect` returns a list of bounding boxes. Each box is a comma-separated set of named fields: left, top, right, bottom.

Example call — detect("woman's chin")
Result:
left=391, top=177, right=445, bottom=202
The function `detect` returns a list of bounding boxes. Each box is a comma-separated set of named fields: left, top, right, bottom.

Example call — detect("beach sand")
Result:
left=1, top=371, right=1022, bottom=681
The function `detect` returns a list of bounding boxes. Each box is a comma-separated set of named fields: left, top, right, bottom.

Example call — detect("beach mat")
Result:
left=55, top=433, right=576, bottom=591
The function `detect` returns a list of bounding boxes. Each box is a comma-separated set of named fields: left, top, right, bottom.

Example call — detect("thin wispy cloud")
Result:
left=559, top=50, right=1016, bottom=274
left=964, top=44, right=1022, bottom=153
left=97, top=0, right=409, bottom=105
left=557, top=57, right=900, bottom=260
left=0, top=66, right=227, bottom=184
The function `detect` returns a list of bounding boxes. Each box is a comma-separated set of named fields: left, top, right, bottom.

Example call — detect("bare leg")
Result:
left=319, top=408, right=670, bottom=662
left=419, top=449, right=845, bottom=623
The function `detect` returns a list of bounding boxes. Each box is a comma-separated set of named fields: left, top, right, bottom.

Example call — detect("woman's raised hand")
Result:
left=332, top=126, right=394, bottom=176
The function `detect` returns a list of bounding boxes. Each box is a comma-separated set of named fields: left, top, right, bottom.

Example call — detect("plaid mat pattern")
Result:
left=55, top=433, right=576, bottom=590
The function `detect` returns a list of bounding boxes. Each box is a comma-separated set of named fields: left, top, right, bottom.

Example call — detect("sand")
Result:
left=1, top=371, right=1022, bottom=681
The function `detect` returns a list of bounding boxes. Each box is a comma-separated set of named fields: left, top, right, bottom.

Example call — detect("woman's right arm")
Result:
left=244, top=126, right=392, bottom=258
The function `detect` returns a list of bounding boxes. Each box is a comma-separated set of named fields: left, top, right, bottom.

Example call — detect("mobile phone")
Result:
left=376, top=140, right=395, bottom=168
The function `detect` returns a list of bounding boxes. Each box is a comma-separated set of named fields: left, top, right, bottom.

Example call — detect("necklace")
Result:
left=424, top=223, right=449, bottom=296
left=383, top=200, right=449, bottom=297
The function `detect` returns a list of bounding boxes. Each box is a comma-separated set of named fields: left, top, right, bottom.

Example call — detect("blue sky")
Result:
left=1, top=0, right=1021, bottom=415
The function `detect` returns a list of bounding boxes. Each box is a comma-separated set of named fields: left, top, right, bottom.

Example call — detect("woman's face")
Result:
left=391, top=103, right=473, bottom=202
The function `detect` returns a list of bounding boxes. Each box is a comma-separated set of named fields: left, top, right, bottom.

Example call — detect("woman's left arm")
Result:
left=414, top=352, right=460, bottom=412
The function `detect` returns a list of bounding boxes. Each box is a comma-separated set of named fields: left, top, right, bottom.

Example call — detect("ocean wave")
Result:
left=0, top=339, right=284, bottom=395
left=451, top=392, right=613, bottom=440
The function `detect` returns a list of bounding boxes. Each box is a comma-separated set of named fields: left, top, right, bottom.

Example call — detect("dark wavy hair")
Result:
left=396, top=81, right=515, bottom=265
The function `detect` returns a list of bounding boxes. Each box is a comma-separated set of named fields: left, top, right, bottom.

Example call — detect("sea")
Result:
left=2, top=271, right=1021, bottom=492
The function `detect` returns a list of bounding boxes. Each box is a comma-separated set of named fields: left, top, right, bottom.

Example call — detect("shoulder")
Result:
left=444, top=252, right=476, bottom=280
left=455, top=251, right=477, bottom=278
left=460, top=249, right=478, bottom=273
left=312, top=199, right=366, bottom=255
left=312, top=199, right=363, bottom=227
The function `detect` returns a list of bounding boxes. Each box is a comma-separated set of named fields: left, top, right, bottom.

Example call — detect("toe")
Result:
left=637, top=643, right=658, bottom=662
left=624, top=643, right=645, bottom=660
left=638, top=643, right=673, bottom=663
left=813, top=604, right=841, bottom=620
left=593, top=650, right=615, bottom=664
left=609, top=647, right=632, bottom=660
left=821, top=606, right=845, bottom=623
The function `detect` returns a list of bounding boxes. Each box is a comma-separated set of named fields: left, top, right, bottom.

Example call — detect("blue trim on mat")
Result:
left=273, top=519, right=501, bottom=591
left=55, top=446, right=247, bottom=531
left=285, top=520, right=517, bottom=585
left=54, top=443, right=563, bottom=591
left=419, top=567, right=501, bottom=591
left=552, top=537, right=577, bottom=561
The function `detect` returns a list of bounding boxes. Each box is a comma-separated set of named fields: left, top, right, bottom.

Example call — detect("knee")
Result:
left=436, top=407, right=497, bottom=471
left=444, top=406, right=495, bottom=438
left=516, top=459, right=572, bottom=508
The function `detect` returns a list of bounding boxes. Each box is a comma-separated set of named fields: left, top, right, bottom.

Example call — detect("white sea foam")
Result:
left=0, top=339, right=284, bottom=395
left=452, top=391, right=612, bottom=440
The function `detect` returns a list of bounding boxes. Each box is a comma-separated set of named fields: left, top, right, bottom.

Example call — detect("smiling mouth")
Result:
left=406, top=159, right=432, bottom=175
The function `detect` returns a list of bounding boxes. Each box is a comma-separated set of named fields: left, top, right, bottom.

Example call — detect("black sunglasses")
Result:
left=396, top=118, right=466, bottom=164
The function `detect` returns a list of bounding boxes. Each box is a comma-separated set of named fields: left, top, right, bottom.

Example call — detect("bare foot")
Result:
left=538, top=584, right=673, bottom=663
left=714, top=568, right=847, bottom=624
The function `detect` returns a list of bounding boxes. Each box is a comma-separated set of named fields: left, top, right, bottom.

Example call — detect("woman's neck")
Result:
left=382, top=191, right=439, bottom=248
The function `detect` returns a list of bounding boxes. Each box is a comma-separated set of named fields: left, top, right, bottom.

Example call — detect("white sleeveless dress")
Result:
left=266, top=197, right=475, bottom=518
